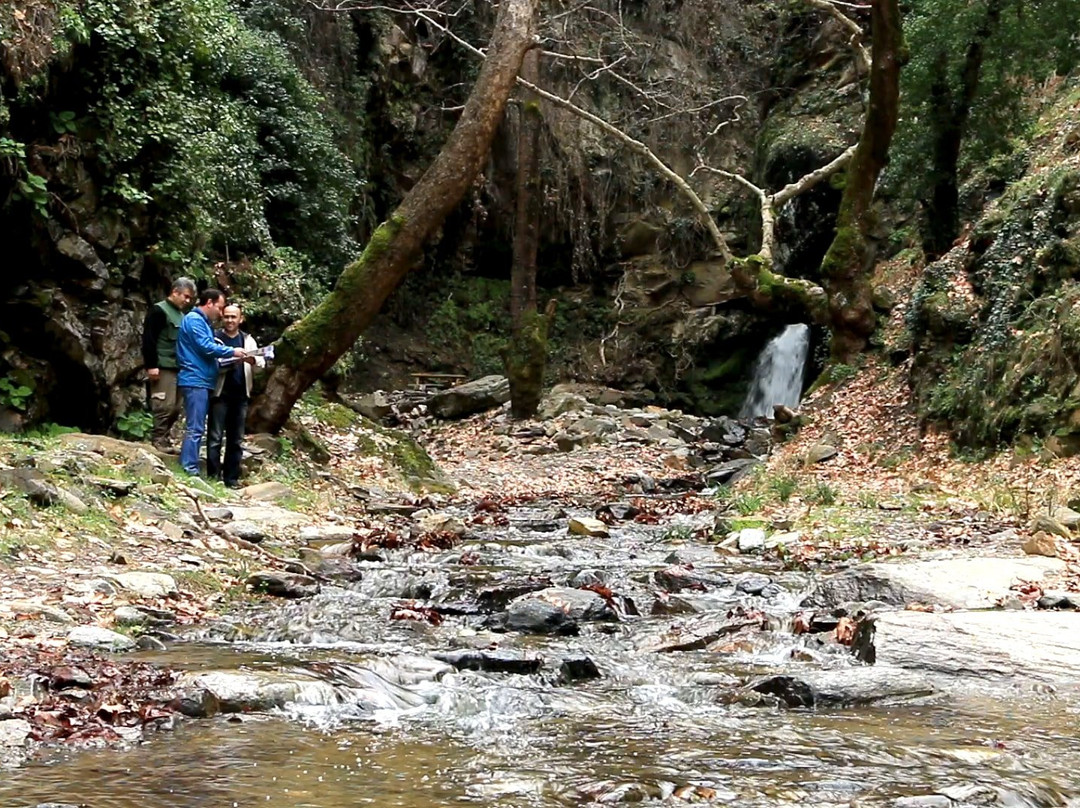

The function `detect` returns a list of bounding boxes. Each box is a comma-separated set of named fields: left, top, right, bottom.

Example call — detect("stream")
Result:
left=3, top=501, right=1079, bottom=807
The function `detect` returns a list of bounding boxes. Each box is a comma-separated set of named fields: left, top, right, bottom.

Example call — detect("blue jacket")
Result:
left=177, top=309, right=236, bottom=389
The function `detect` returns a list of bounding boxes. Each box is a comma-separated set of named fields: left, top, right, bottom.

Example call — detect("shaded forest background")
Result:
left=1, top=0, right=1078, bottom=450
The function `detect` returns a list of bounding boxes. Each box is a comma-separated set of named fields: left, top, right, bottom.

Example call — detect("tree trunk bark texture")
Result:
left=506, top=48, right=547, bottom=419
left=247, top=0, right=539, bottom=433
left=819, top=0, right=904, bottom=362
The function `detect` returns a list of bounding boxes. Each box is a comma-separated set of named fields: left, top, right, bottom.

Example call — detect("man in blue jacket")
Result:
left=177, top=289, right=247, bottom=476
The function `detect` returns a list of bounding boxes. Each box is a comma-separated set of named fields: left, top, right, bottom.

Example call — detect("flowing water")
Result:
left=741, top=325, right=811, bottom=419
left=3, top=503, right=1080, bottom=807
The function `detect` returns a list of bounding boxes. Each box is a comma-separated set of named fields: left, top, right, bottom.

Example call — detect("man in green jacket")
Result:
left=141, top=277, right=196, bottom=452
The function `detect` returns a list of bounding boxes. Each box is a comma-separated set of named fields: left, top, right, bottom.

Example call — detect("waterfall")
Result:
left=739, top=324, right=810, bottom=418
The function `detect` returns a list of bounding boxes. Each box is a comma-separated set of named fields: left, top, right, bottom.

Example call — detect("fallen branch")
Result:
left=178, top=485, right=317, bottom=577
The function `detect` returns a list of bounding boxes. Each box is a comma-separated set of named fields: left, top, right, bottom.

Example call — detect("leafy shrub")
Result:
left=732, top=491, right=764, bottom=516
left=805, top=481, right=838, bottom=506
left=115, top=409, right=153, bottom=441
left=0, top=376, right=34, bottom=411
left=767, top=473, right=798, bottom=503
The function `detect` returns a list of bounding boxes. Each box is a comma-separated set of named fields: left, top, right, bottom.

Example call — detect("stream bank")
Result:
left=3, top=382, right=1080, bottom=806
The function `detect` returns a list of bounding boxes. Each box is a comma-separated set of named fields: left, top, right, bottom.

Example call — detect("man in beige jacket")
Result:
left=206, top=305, right=264, bottom=487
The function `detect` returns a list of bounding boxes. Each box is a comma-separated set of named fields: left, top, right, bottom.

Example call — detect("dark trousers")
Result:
left=206, top=394, right=248, bottom=485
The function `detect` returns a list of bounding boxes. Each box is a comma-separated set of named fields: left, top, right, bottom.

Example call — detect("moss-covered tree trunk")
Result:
left=505, top=48, right=548, bottom=419
left=247, top=0, right=539, bottom=433
left=819, top=0, right=904, bottom=362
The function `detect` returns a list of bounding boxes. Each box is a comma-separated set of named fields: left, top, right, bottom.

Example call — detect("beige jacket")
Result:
left=213, top=332, right=265, bottom=398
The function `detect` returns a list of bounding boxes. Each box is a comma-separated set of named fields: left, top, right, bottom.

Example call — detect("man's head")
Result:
left=221, top=304, right=244, bottom=337
left=167, top=277, right=196, bottom=310
left=197, top=288, right=227, bottom=322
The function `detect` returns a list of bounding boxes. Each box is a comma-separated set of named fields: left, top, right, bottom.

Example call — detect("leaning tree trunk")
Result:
left=247, top=0, right=540, bottom=433
left=819, top=0, right=903, bottom=362
left=504, top=48, right=549, bottom=420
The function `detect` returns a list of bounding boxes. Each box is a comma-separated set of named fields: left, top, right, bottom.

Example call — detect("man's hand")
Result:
left=244, top=355, right=257, bottom=365
left=232, top=348, right=247, bottom=358
left=147, top=368, right=160, bottom=381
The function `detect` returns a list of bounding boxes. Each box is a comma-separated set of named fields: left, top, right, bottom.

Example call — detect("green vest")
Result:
left=154, top=299, right=183, bottom=369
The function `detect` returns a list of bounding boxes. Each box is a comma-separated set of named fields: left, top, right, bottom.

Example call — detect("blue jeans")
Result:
left=178, top=386, right=210, bottom=475
left=206, top=395, right=249, bottom=485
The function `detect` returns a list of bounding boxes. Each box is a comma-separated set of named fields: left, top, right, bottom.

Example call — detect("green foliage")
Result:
left=6, top=0, right=365, bottom=279
left=732, top=491, right=764, bottom=516
left=767, top=473, right=798, bottom=503
left=804, top=480, right=838, bottom=506
left=236, top=247, right=327, bottom=325
left=0, top=137, right=49, bottom=217
left=0, top=376, right=34, bottom=411
left=115, top=409, right=153, bottom=441
left=887, top=0, right=1079, bottom=212
left=423, top=276, right=512, bottom=372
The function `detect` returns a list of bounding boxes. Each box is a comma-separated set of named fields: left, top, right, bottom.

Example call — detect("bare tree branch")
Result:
left=805, top=0, right=871, bottom=76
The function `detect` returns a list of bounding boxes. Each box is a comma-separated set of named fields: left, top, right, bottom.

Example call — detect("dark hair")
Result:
left=198, top=288, right=225, bottom=306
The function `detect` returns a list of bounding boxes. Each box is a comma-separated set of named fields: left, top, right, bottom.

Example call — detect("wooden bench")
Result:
left=410, top=372, right=466, bottom=390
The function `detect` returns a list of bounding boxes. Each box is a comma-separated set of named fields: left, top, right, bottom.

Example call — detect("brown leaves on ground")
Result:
left=1, top=645, right=177, bottom=746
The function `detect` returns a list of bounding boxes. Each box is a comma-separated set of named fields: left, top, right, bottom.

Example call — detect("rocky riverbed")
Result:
left=4, top=382, right=1080, bottom=807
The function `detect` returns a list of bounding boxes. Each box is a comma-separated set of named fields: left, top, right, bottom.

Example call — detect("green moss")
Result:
left=354, top=419, right=454, bottom=495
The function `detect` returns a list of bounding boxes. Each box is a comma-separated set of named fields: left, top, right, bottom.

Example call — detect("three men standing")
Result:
left=141, top=277, right=196, bottom=452
left=206, top=305, right=263, bottom=487
left=176, top=289, right=247, bottom=476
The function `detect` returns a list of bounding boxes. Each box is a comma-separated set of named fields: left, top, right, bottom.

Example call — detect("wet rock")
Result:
left=570, top=569, right=605, bottom=588
left=428, top=375, right=510, bottom=419
left=477, top=578, right=553, bottom=610
left=853, top=610, right=1080, bottom=683
left=638, top=610, right=766, bottom=652
left=750, top=675, right=816, bottom=708
left=505, top=598, right=581, bottom=635
left=568, top=516, right=610, bottom=538
left=810, top=557, right=1067, bottom=610
left=434, top=651, right=542, bottom=675
left=203, top=507, right=233, bottom=521
left=505, top=585, right=619, bottom=634
left=167, top=686, right=221, bottom=718
left=229, top=522, right=267, bottom=543
left=240, top=481, right=294, bottom=502
left=653, top=565, right=728, bottom=593
left=559, top=656, right=601, bottom=683
left=1037, top=591, right=1079, bottom=610
left=650, top=593, right=706, bottom=616
left=367, top=501, right=422, bottom=516
left=135, top=635, right=167, bottom=651
left=67, top=626, right=136, bottom=651
left=892, top=797, right=952, bottom=808
left=735, top=573, right=774, bottom=596
left=246, top=571, right=320, bottom=599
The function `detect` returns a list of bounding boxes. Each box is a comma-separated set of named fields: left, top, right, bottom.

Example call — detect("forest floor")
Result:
left=3, top=368, right=1080, bottom=764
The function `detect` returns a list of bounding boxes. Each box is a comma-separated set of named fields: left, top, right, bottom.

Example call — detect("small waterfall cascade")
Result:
left=739, top=324, right=811, bottom=418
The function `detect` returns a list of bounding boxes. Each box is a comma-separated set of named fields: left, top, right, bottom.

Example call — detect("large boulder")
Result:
left=853, top=610, right=1080, bottom=686
left=810, top=557, right=1066, bottom=611
left=427, top=376, right=510, bottom=419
